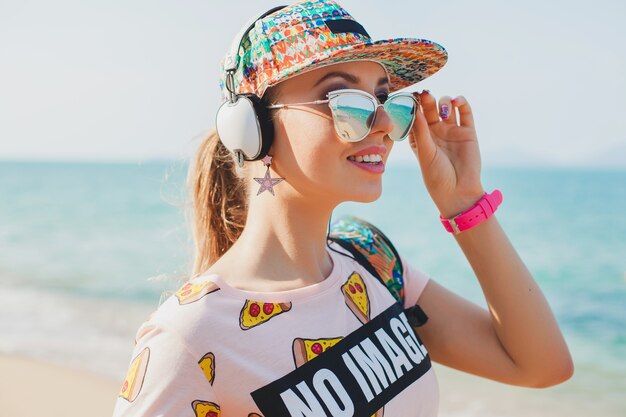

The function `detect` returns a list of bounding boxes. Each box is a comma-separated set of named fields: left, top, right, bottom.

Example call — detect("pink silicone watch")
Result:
left=440, top=189, right=503, bottom=234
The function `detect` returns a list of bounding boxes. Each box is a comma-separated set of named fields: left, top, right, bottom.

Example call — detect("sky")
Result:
left=1, top=0, right=625, bottom=169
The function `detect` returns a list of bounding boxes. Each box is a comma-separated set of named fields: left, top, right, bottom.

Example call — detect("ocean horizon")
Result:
left=0, top=160, right=624, bottom=416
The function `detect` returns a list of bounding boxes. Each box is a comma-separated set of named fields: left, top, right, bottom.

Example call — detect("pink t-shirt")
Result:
left=112, top=241, right=438, bottom=417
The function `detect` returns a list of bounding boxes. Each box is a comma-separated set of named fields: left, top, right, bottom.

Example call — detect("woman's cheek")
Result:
left=278, top=110, right=342, bottom=175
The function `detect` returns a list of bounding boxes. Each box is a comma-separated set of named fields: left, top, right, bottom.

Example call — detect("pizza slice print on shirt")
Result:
left=119, top=347, right=150, bottom=402
left=198, top=352, right=215, bottom=385
left=192, top=400, right=220, bottom=417
left=175, top=279, right=220, bottom=305
left=292, top=337, right=343, bottom=367
left=239, top=300, right=292, bottom=330
left=341, top=272, right=371, bottom=324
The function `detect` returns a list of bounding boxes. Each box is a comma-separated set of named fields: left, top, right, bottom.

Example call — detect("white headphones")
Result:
left=215, top=5, right=286, bottom=168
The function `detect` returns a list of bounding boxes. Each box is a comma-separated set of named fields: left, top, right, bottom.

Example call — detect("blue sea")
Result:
left=0, top=161, right=624, bottom=416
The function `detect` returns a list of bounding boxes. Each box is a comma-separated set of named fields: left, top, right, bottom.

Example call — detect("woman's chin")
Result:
left=347, top=183, right=383, bottom=203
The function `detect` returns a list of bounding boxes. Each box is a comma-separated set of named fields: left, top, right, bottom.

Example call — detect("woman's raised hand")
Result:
left=408, top=91, right=486, bottom=218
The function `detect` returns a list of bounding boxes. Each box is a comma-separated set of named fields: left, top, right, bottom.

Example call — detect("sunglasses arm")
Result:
left=266, top=99, right=330, bottom=109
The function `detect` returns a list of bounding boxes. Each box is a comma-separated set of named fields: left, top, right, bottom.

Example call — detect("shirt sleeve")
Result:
left=112, top=320, right=217, bottom=417
left=400, top=254, right=431, bottom=310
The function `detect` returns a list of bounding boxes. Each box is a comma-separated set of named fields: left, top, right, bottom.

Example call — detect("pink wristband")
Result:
left=440, top=189, right=503, bottom=234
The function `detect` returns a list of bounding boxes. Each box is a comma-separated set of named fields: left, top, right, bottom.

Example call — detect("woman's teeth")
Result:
left=347, top=154, right=382, bottom=163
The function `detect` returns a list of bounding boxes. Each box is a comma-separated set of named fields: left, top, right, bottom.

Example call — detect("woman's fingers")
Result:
left=418, top=91, right=474, bottom=129
left=418, top=90, right=440, bottom=125
left=438, top=95, right=456, bottom=125
left=452, top=95, right=475, bottom=128
left=410, top=92, right=438, bottom=166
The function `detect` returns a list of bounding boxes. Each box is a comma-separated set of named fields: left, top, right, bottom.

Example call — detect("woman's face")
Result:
left=265, top=60, right=395, bottom=205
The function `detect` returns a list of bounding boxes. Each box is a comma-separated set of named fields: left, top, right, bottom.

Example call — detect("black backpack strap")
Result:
left=328, top=215, right=428, bottom=327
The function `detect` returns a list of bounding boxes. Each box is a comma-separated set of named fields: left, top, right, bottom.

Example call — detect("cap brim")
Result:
left=265, top=37, right=448, bottom=95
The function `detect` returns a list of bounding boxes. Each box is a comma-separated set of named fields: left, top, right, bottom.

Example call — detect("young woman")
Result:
left=113, top=1, right=573, bottom=416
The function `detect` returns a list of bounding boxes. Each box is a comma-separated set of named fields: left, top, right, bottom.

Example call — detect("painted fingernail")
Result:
left=440, top=104, right=450, bottom=119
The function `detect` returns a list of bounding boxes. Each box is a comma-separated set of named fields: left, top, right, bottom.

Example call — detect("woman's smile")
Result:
left=346, top=144, right=387, bottom=174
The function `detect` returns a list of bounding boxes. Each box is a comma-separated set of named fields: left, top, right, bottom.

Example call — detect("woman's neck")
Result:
left=208, top=197, right=337, bottom=292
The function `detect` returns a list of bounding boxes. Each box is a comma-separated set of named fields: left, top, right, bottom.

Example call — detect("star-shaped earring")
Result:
left=260, top=155, right=273, bottom=166
left=253, top=155, right=285, bottom=196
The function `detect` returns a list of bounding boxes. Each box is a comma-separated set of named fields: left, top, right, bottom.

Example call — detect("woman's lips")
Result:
left=347, top=158, right=385, bottom=174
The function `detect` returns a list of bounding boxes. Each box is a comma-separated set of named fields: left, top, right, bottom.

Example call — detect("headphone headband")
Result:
left=223, top=5, right=287, bottom=81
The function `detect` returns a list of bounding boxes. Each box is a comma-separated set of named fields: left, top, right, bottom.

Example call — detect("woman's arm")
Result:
left=414, top=214, right=574, bottom=387
left=406, top=90, right=573, bottom=387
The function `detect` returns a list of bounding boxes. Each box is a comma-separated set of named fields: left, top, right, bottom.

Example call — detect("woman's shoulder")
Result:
left=137, top=274, right=226, bottom=343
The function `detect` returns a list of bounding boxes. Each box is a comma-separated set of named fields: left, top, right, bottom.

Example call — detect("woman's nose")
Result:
left=367, top=105, right=395, bottom=138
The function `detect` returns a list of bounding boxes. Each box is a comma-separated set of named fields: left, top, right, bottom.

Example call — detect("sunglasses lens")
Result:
left=384, top=95, right=416, bottom=141
left=329, top=94, right=376, bottom=141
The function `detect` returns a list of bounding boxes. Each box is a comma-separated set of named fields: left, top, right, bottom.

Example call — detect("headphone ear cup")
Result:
left=245, top=94, right=275, bottom=161
left=215, top=95, right=264, bottom=161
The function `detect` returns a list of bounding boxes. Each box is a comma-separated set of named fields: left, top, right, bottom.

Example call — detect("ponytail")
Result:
left=187, top=128, right=249, bottom=277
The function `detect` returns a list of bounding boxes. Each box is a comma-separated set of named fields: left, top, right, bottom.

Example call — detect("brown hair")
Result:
left=186, top=88, right=279, bottom=278
left=186, top=128, right=248, bottom=278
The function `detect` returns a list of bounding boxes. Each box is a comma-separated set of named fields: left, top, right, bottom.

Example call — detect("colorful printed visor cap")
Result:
left=219, top=0, right=448, bottom=100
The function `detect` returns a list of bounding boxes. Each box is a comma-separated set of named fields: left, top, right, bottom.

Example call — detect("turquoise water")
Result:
left=337, top=102, right=414, bottom=138
left=0, top=161, right=624, bottom=413
left=0, top=161, right=191, bottom=301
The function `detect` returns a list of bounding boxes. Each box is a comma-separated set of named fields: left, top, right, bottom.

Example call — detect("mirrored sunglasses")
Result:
left=266, top=88, right=419, bottom=142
